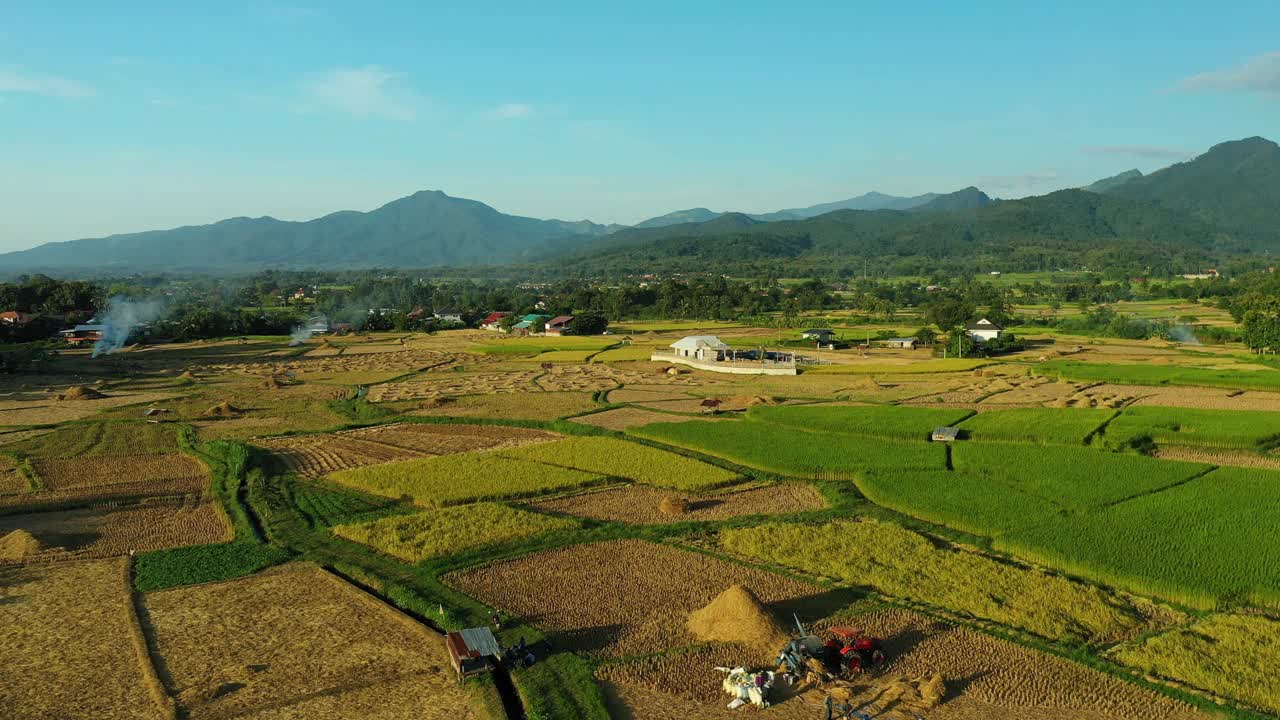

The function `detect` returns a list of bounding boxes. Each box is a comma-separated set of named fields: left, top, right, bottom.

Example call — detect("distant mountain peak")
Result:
left=1081, top=169, right=1143, bottom=194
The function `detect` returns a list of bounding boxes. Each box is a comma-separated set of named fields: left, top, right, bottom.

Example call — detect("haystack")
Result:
left=57, top=385, right=106, bottom=401
left=178, top=370, right=198, bottom=381
left=202, top=402, right=244, bottom=418
left=729, top=395, right=780, bottom=408
left=659, top=496, right=690, bottom=515
left=0, top=529, right=47, bottom=561
left=687, top=585, right=789, bottom=654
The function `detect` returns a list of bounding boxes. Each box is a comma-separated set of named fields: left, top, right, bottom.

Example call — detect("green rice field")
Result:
left=333, top=502, right=577, bottom=562
left=1102, top=405, right=1280, bottom=450
left=748, top=404, right=973, bottom=441
left=500, top=436, right=741, bottom=491
left=956, top=407, right=1116, bottom=445
left=1037, top=359, right=1280, bottom=392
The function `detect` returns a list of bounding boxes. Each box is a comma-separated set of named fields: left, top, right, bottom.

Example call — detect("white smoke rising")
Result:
left=92, top=296, right=167, bottom=357
left=1167, top=324, right=1202, bottom=345
left=288, top=324, right=312, bottom=346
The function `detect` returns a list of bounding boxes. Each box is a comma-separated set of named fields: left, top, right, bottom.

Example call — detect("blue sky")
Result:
left=1, top=1, right=1277, bottom=251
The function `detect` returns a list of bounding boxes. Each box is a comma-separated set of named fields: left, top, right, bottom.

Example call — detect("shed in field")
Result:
left=446, top=626, right=502, bottom=681
left=883, top=337, right=918, bottom=349
left=800, top=328, right=836, bottom=343
left=931, top=426, right=960, bottom=442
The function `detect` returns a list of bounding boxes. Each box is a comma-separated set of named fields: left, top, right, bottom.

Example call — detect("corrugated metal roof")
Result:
left=455, top=627, right=501, bottom=658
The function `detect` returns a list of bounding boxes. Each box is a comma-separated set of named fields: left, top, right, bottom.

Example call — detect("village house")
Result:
left=0, top=311, right=35, bottom=327
left=654, top=335, right=798, bottom=376
left=306, top=315, right=331, bottom=335
left=480, top=312, right=510, bottom=331
left=966, top=318, right=1004, bottom=343
left=59, top=324, right=106, bottom=345
left=800, top=329, right=835, bottom=344
left=544, top=315, right=574, bottom=336
left=510, top=313, right=551, bottom=336
left=433, top=309, right=464, bottom=323
left=882, top=337, right=918, bottom=350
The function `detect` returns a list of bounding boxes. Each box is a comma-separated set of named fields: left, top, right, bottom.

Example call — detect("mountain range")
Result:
left=1, top=136, right=1276, bottom=275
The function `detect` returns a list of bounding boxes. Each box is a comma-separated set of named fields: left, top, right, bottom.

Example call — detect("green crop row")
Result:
left=1037, top=359, right=1280, bottom=392
left=996, top=467, right=1280, bottom=610
left=629, top=420, right=945, bottom=480
left=720, top=519, right=1149, bottom=645
left=748, top=404, right=973, bottom=441
left=290, top=480, right=408, bottom=528
left=956, top=407, right=1116, bottom=445
left=329, top=452, right=606, bottom=508
left=333, top=502, right=577, bottom=563
left=1102, top=405, right=1280, bottom=451
left=858, top=446, right=1209, bottom=537
left=501, top=436, right=741, bottom=491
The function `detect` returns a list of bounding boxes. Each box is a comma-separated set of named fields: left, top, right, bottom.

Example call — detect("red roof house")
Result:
left=480, top=311, right=511, bottom=330
left=0, top=311, right=34, bottom=326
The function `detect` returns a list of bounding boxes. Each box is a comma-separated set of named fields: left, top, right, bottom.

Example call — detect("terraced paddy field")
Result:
left=142, top=563, right=488, bottom=720
left=1, top=558, right=169, bottom=720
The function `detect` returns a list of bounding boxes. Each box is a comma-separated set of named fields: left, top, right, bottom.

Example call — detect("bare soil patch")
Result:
left=528, top=483, right=825, bottom=524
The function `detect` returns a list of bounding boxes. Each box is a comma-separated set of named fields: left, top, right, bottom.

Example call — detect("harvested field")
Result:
left=0, top=389, right=178, bottom=425
left=0, top=558, right=167, bottom=720
left=259, top=422, right=560, bottom=478
left=0, top=498, right=229, bottom=562
left=367, top=371, right=542, bottom=402
left=409, top=391, right=600, bottom=421
left=0, top=427, right=53, bottom=446
left=195, top=348, right=497, bottom=379
left=192, top=415, right=286, bottom=439
left=603, top=609, right=1207, bottom=720
left=446, top=539, right=829, bottom=657
left=0, top=454, right=28, bottom=493
left=527, top=483, right=825, bottom=524
left=33, top=452, right=206, bottom=492
left=1154, top=446, right=1280, bottom=471
left=569, top=407, right=714, bottom=430
left=11, top=421, right=181, bottom=458
left=607, top=387, right=695, bottom=403
left=144, top=563, right=485, bottom=720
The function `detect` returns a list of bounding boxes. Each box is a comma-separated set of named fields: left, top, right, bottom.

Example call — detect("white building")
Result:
left=669, top=335, right=731, bottom=361
left=966, top=318, right=1004, bottom=343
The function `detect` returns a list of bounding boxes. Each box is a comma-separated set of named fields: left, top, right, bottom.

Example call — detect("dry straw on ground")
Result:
left=446, top=539, right=822, bottom=657
left=0, top=558, right=167, bottom=720
left=258, top=422, right=560, bottom=478
left=143, top=563, right=484, bottom=720
left=528, top=483, right=825, bottom=525
left=0, top=498, right=230, bottom=563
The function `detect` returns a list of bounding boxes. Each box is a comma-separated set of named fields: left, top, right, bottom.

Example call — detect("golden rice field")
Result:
left=500, top=436, right=742, bottom=491
left=447, top=539, right=824, bottom=657
left=0, top=389, right=179, bottom=425
left=1112, top=612, right=1280, bottom=714
left=333, top=502, right=577, bottom=562
left=720, top=519, right=1173, bottom=645
left=0, top=454, right=28, bottom=493
left=143, top=563, right=487, bottom=720
left=527, top=482, right=825, bottom=524
left=1, top=558, right=169, bottom=720
left=0, top=498, right=230, bottom=562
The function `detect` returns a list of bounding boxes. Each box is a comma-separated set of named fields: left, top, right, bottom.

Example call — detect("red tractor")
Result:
left=822, top=626, right=886, bottom=676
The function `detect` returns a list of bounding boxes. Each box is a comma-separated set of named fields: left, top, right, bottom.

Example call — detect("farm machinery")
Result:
left=776, top=618, right=887, bottom=686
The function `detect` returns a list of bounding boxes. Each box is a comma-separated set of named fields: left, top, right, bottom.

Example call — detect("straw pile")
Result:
left=687, top=585, right=789, bottom=654
left=658, top=496, right=690, bottom=515
left=57, top=386, right=106, bottom=401
left=0, top=529, right=47, bottom=561
left=202, top=402, right=244, bottom=417
left=178, top=370, right=198, bottom=381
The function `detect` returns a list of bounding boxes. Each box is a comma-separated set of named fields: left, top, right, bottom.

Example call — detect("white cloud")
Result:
left=1175, top=51, right=1280, bottom=98
left=493, top=102, right=533, bottom=119
left=1082, top=145, right=1192, bottom=160
left=300, top=66, right=418, bottom=121
left=0, top=66, right=95, bottom=98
